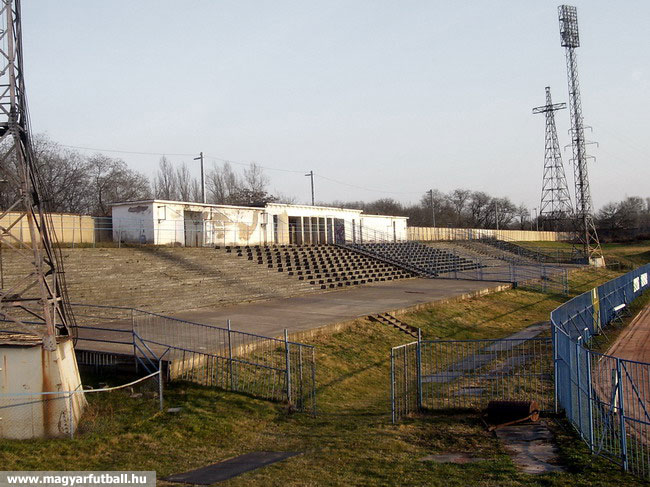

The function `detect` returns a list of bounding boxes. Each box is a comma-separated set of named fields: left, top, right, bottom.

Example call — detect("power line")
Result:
left=315, top=174, right=422, bottom=195
left=60, top=143, right=425, bottom=196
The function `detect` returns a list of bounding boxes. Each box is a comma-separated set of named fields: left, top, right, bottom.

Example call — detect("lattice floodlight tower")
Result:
left=0, top=0, right=75, bottom=349
left=558, top=5, right=604, bottom=266
left=533, top=86, right=573, bottom=230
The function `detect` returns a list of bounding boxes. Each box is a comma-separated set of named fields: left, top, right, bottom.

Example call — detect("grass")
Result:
left=1, top=264, right=648, bottom=485
left=517, top=240, right=650, bottom=268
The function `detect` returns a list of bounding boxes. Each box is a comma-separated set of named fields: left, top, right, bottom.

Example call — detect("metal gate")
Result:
left=391, top=337, right=554, bottom=423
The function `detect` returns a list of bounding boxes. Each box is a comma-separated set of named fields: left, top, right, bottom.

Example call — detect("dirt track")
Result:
left=607, top=304, right=650, bottom=364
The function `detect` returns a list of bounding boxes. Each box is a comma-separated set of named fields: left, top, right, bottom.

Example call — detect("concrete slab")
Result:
left=165, top=451, right=302, bottom=484
left=495, top=422, right=563, bottom=474
left=154, top=278, right=507, bottom=340
left=74, top=278, right=508, bottom=356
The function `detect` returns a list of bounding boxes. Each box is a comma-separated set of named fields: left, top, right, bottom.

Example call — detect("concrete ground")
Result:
left=169, top=277, right=508, bottom=339
left=75, top=278, right=509, bottom=355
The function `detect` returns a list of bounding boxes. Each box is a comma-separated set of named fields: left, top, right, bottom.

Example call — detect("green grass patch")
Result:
left=1, top=266, right=647, bottom=486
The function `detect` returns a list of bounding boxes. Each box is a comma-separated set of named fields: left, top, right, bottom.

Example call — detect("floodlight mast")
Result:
left=558, top=5, right=604, bottom=266
left=532, top=86, right=573, bottom=230
left=0, top=0, right=74, bottom=349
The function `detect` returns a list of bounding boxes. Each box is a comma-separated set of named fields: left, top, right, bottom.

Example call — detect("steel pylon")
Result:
left=0, top=0, right=75, bottom=349
left=533, top=86, right=573, bottom=231
left=558, top=5, right=604, bottom=266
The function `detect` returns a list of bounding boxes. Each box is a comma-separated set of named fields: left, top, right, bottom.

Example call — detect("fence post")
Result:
left=616, top=359, right=629, bottom=471
left=585, top=347, right=594, bottom=451
left=416, top=329, right=423, bottom=411
left=575, top=339, right=583, bottom=439
left=298, top=345, right=304, bottom=411
left=564, top=268, right=569, bottom=295
left=552, top=323, right=559, bottom=414
left=284, top=329, right=292, bottom=407
left=158, top=359, right=164, bottom=411
left=311, top=347, right=317, bottom=417
left=132, top=308, right=137, bottom=374
left=227, top=320, right=234, bottom=391
left=390, top=348, right=395, bottom=424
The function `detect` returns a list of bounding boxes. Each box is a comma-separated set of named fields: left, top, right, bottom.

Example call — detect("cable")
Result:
left=315, top=174, right=422, bottom=195
left=60, top=143, right=426, bottom=195
left=61, top=144, right=196, bottom=157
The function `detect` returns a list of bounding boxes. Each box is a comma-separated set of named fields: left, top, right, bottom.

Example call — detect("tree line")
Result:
left=1, top=134, right=647, bottom=238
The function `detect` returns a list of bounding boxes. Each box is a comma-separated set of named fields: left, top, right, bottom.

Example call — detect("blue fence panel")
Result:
left=551, top=264, right=650, bottom=481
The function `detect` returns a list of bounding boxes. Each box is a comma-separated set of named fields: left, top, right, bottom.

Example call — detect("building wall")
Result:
left=360, top=215, right=408, bottom=242
left=112, top=201, right=268, bottom=246
left=111, top=201, right=411, bottom=246
left=408, top=226, right=572, bottom=242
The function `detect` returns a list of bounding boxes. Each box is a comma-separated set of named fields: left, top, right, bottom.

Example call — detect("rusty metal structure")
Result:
left=0, top=0, right=74, bottom=349
left=558, top=5, right=604, bottom=265
left=533, top=86, right=573, bottom=230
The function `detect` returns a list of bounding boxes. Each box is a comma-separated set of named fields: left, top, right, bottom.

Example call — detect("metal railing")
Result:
left=390, top=335, right=554, bottom=423
left=552, top=264, right=650, bottom=480
left=71, top=304, right=316, bottom=414
left=336, top=221, right=569, bottom=294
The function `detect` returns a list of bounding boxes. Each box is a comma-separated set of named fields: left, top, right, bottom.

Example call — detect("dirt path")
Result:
left=607, top=304, right=650, bottom=364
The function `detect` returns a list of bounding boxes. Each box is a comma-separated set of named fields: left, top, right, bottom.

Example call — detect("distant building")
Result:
left=110, top=200, right=408, bottom=246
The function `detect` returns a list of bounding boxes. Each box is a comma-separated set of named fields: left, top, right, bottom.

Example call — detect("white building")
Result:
left=110, top=200, right=408, bottom=247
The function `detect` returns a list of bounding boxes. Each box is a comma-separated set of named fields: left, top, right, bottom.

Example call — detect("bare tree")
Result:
left=206, top=161, right=243, bottom=204
left=176, top=162, right=194, bottom=202
left=86, top=154, right=151, bottom=216
left=153, top=156, right=178, bottom=200
left=466, top=191, right=492, bottom=228
left=243, top=162, right=269, bottom=193
left=448, top=189, right=471, bottom=226
left=30, top=135, right=90, bottom=214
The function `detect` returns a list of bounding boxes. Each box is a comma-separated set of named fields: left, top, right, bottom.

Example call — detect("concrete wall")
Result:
left=0, top=338, right=85, bottom=439
left=408, top=226, right=572, bottom=242
left=360, top=214, right=408, bottom=242
left=0, top=212, right=96, bottom=244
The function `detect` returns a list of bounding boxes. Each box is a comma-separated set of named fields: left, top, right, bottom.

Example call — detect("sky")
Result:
left=21, top=1, right=650, bottom=210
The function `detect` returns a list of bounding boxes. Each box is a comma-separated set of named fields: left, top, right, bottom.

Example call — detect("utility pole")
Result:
left=305, top=170, right=314, bottom=205
left=533, top=207, right=539, bottom=231
left=194, top=152, right=205, bottom=204
left=428, top=189, right=436, bottom=227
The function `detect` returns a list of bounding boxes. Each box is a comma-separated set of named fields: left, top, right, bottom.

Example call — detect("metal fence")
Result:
left=71, top=304, right=316, bottom=414
left=390, top=336, right=554, bottom=423
left=338, top=222, right=570, bottom=295
left=0, top=371, right=161, bottom=439
left=552, top=264, right=650, bottom=480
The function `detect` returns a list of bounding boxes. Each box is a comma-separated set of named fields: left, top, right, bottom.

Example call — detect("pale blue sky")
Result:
left=22, top=1, right=650, bottom=209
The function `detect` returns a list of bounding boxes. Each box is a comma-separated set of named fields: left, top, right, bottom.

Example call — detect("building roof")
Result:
left=112, top=199, right=408, bottom=220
